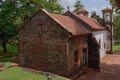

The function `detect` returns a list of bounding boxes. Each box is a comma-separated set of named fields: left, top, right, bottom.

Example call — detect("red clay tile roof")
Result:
left=49, top=13, right=91, bottom=35
left=76, top=15, right=106, bottom=31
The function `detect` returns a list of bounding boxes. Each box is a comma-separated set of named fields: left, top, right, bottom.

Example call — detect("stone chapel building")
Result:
left=19, top=7, right=113, bottom=78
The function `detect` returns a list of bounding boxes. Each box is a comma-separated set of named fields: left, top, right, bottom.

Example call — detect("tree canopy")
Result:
left=73, top=0, right=84, bottom=13
left=108, top=0, right=120, bottom=39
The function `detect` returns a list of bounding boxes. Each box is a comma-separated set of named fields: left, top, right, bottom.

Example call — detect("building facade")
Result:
left=19, top=7, right=113, bottom=78
left=73, top=7, right=113, bottom=58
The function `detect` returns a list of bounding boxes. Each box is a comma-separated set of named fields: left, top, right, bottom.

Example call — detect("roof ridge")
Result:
left=50, top=13, right=90, bottom=35
left=76, top=15, right=106, bottom=30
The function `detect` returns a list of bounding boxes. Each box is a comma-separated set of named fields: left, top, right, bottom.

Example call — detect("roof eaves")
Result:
left=92, top=28, right=107, bottom=32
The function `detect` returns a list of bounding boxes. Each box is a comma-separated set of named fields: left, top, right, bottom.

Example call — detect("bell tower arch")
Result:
left=102, top=7, right=113, bottom=54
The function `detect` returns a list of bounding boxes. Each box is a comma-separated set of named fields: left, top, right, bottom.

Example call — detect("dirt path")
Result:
left=76, top=54, right=120, bottom=80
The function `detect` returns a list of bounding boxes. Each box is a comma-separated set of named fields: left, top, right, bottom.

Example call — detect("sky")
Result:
left=60, top=0, right=112, bottom=17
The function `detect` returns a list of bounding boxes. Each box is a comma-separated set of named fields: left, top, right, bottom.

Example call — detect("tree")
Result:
left=46, top=0, right=64, bottom=14
left=91, top=11, right=98, bottom=18
left=113, top=14, right=120, bottom=39
left=90, top=11, right=104, bottom=26
left=73, top=0, right=84, bottom=13
left=0, top=0, right=64, bottom=52
left=0, top=0, right=19, bottom=52
left=108, top=0, right=120, bottom=39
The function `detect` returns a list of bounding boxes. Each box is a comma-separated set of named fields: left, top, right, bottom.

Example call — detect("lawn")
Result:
left=0, top=67, right=64, bottom=80
left=0, top=44, right=18, bottom=68
left=114, top=42, right=120, bottom=53
left=0, top=44, right=18, bottom=54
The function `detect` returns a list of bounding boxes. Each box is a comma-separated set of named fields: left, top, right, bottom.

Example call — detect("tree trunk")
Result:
left=2, top=41, right=7, bottom=52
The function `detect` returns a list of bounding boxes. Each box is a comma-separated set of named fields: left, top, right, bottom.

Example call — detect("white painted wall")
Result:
left=92, top=30, right=109, bottom=58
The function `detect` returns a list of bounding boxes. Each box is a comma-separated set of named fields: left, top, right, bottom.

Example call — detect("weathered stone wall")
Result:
left=19, top=10, right=70, bottom=77
left=67, top=35, right=88, bottom=75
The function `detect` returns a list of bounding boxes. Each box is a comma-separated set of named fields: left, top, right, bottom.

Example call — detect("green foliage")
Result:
left=113, top=15, right=120, bottom=38
left=109, top=0, right=117, bottom=10
left=0, top=56, right=14, bottom=68
left=0, top=0, right=18, bottom=42
left=108, top=0, right=120, bottom=39
left=45, top=0, right=64, bottom=14
left=114, top=42, right=120, bottom=52
left=0, top=44, right=18, bottom=68
left=90, top=11, right=100, bottom=19
left=73, top=0, right=84, bottom=13
left=0, top=44, right=18, bottom=53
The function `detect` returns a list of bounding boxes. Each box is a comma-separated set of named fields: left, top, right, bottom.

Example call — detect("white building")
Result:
left=75, top=8, right=113, bottom=58
left=65, top=8, right=113, bottom=58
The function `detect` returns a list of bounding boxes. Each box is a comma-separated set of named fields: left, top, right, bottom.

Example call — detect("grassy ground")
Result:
left=0, top=67, right=63, bottom=80
left=0, top=44, right=64, bottom=80
left=0, top=44, right=18, bottom=68
left=0, top=45, right=17, bottom=69
left=114, top=42, right=120, bottom=53
left=0, top=44, right=18, bottom=54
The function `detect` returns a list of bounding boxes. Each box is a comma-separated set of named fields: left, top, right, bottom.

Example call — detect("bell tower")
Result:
left=76, top=8, right=89, bottom=17
left=102, top=7, right=113, bottom=54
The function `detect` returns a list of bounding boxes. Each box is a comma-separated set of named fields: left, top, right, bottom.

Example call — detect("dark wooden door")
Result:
left=83, top=48, right=87, bottom=66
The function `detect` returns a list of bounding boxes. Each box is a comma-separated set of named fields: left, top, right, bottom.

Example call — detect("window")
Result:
left=105, top=14, right=110, bottom=22
left=82, top=48, right=87, bottom=66
left=106, top=25, right=110, bottom=30
left=104, top=42, right=106, bottom=49
left=99, top=39, right=101, bottom=49
left=79, top=14, right=84, bottom=16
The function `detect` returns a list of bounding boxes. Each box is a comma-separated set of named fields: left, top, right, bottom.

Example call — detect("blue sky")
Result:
left=60, top=0, right=111, bottom=16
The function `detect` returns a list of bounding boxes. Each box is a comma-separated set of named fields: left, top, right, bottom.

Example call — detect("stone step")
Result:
left=70, top=67, right=90, bottom=80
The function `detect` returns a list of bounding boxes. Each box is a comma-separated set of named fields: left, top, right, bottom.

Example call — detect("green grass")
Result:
left=0, top=57, right=12, bottom=68
left=0, top=44, right=18, bottom=54
left=114, top=42, right=120, bottom=52
left=0, top=44, right=18, bottom=68
left=0, top=67, right=64, bottom=80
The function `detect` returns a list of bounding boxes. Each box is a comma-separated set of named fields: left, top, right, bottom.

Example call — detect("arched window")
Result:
left=79, top=13, right=84, bottom=16
left=99, top=39, right=101, bottom=49
left=105, top=14, right=110, bottom=22
left=104, top=42, right=106, bottom=49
